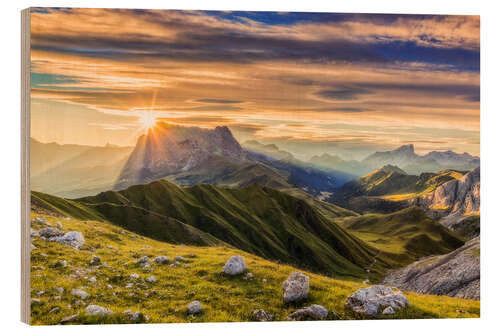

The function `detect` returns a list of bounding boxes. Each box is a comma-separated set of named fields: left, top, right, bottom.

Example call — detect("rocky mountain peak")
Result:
left=114, top=123, right=245, bottom=190
left=394, top=144, right=415, bottom=154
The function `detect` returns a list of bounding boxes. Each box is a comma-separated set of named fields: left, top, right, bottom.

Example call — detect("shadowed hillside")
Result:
left=33, top=180, right=394, bottom=280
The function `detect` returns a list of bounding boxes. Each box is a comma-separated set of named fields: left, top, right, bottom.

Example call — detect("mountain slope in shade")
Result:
left=384, top=237, right=479, bottom=300
left=115, top=123, right=246, bottom=190
left=338, top=207, right=465, bottom=263
left=363, top=144, right=479, bottom=175
left=30, top=138, right=133, bottom=198
left=37, top=180, right=391, bottom=279
left=31, top=191, right=223, bottom=246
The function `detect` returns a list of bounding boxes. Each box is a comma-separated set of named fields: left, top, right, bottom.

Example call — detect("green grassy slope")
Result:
left=35, top=181, right=387, bottom=280
left=337, top=207, right=465, bottom=264
left=30, top=212, right=479, bottom=325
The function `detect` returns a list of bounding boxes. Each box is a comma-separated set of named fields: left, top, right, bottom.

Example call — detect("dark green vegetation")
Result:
left=330, top=166, right=466, bottom=213
left=449, top=215, right=480, bottom=240
left=33, top=180, right=395, bottom=280
left=30, top=213, right=479, bottom=325
left=337, top=207, right=465, bottom=265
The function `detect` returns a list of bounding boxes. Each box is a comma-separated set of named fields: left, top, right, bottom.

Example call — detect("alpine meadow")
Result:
left=26, top=8, right=480, bottom=325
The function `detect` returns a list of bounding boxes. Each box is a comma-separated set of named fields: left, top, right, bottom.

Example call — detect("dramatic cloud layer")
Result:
left=30, top=8, right=480, bottom=158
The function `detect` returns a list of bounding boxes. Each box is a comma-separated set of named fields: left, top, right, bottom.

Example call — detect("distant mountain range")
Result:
left=30, top=138, right=133, bottom=198
left=362, top=144, right=479, bottom=175
left=30, top=125, right=479, bottom=203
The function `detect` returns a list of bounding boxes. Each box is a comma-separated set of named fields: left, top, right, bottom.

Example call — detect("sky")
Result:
left=30, top=8, right=480, bottom=160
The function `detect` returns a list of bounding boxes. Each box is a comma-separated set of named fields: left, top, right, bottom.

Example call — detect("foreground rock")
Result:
left=71, top=289, right=89, bottom=299
left=282, top=272, right=309, bottom=303
left=222, top=256, right=246, bottom=275
left=384, top=237, right=480, bottom=300
left=39, top=228, right=85, bottom=249
left=153, top=256, right=169, bottom=264
left=187, top=301, right=202, bottom=315
left=345, top=285, right=409, bottom=316
left=288, top=304, right=328, bottom=321
left=85, top=305, right=114, bottom=316
left=251, top=309, right=272, bottom=321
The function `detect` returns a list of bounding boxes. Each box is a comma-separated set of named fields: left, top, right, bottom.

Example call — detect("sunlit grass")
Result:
left=30, top=212, right=479, bottom=325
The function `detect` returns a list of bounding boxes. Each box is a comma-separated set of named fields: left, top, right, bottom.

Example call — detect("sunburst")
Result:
left=137, top=111, right=158, bottom=131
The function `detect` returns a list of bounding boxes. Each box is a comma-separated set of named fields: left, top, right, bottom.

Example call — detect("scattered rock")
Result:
left=146, top=275, right=157, bottom=283
left=124, top=310, right=149, bottom=323
left=89, top=256, right=101, bottom=266
left=188, top=253, right=196, bottom=258
left=175, top=256, right=186, bottom=262
left=345, top=285, right=409, bottom=316
left=137, top=256, right=149, bottom=266
left=48, top=306, right=60, bottom=314
left=222, top=256, right=246, bottom=275
left=31, top=228, right=39, bottom=237
left=85, top=304, right=114, bottom=316
left=30, top=244, right=36, bottom=251
left=54, top=231, right=85, bottom=249
left=60, top=314, right=78, bottom=324
left=129, top=273, right=140, bottom=280
left=88, top=277, right=97, bottom=284
left=71, top=289, right=89, bottom=299
left=31, top=298, right=41, bottom=306
left=288, top=304, right=328, bottom=321
left=56, top=221, right=63, bottom=229
left=153, top=256, right=169, bottom=264
left=126, top=283, right=134, bottom=289
left=39, top=227, right=63, bottom=238
left=243, top=272, right=254, bottom=280
left=187, top=300, right=202, bottom=315
left=251, top=309, right=272, bottom=321
left=282, top=272, right=309, bottom=303
left=55, top=287, right=64, bottom=294
left=382, top=306, right=395, bottom=315
left=52, top=260, right=67, bottom=268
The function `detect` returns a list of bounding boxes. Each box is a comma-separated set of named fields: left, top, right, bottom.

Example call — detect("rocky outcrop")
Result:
left=384, top=237, right=480, bottom=300
left=345, top=285, right=409, bottom=316
left=412, top=167, right=479, bottom=230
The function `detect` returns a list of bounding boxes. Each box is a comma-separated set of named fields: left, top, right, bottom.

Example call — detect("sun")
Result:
left=137, top=111, right=158, bottom=130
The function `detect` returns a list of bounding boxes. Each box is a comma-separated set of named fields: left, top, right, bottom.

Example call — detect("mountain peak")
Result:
left=380, top=164, right=407, bottom=174
left=394, top=144, right=415, bottom=154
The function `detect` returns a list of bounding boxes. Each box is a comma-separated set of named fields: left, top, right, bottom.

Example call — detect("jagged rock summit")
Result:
left=115, top=123, right=246, bottom=190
